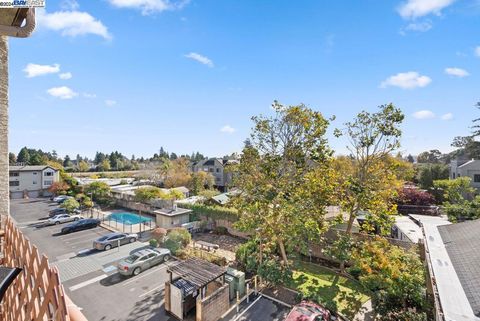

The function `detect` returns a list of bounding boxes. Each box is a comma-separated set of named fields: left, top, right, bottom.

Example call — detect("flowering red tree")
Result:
left=48, top=181, right=70, bottom=195
left=396, top=187, right=435, bottom=206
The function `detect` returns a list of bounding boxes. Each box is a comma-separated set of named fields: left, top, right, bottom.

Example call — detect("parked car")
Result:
left=49, top=208, right=68, bottom=217
left=53, top=195, right=71, bottom=203
left=60, top=218, right=100, bottom=234
left=117, top=248, right=171, bottom=276
left=47, top=214, right=82, bottom=225
left=57, top=196, right=73, bottom=204
left=285, top=301, right=335, bottom=321
left=93, top=232, right=138, bottom=251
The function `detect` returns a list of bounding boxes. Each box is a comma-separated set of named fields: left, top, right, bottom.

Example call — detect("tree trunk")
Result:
left=340, top=204, right=358, bottom=274
left=0, top=36, right=8, bottom=223
left=278, top=239, right=288, bottom=266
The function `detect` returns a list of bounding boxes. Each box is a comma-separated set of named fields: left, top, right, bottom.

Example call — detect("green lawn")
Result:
left=287, top=261, right=370, bottom=319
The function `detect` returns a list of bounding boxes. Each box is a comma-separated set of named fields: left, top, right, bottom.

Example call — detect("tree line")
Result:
left=9, top=146, right=207, bottom=173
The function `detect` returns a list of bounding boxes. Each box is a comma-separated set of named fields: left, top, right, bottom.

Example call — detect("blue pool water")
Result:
left=108, top=212, right=152, bottom=225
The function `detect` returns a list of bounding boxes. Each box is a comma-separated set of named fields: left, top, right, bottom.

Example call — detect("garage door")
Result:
left=10, top=191, right=23, bottom=199
left=27, top=191, right=40, bottom=198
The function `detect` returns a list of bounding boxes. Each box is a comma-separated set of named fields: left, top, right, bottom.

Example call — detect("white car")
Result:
left=52, top=195, right=69, bottom=202
left=47, top=214, right=83, bottom=225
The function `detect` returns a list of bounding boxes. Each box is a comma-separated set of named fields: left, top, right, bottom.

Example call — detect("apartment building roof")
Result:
left=9, top=165, right=57, bottom=172
left=420, top=215, right=480, bottom=321
left=438, top=219, right=480, bottom=318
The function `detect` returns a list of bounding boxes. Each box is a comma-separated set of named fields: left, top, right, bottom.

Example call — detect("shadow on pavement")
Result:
left=99, top=273, right=128, bottom=287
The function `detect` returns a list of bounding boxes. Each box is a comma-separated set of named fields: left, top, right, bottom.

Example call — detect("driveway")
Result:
left=10, top=199, right=175, bottom=321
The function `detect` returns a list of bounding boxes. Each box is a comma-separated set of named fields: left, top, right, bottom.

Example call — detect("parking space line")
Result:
left=66, top=239, right=94, bottom=246
left=69, top=274, right=108, bottom=292
left=139, top=284, right=165, bottom=298
left=231, top=295, right=263, bottom=321
left=123, top=265, right=168, bottom=286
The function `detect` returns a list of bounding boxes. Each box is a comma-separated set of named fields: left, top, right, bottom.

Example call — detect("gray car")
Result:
left=117, top=248, right=171, bottom=276
left=93, top=232, right=138, bottom=251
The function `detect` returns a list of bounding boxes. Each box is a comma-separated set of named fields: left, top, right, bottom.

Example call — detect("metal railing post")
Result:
left=236, top=291, right=240, bottom=313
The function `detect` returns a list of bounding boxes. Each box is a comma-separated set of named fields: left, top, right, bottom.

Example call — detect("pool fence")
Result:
left=82, top=208, right=156, bottom=234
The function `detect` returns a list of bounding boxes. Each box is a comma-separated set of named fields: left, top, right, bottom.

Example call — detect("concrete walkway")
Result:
left=353, top=299, right=375, bottom=321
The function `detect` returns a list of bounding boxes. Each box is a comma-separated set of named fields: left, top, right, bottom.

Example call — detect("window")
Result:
left=208, top=168, right=214, bottom=172
left=453, top=173, right=456, bottom=179
left=44, top=180, right=52, bottom=186
left=9, top=172, right=19, bottom=177
left=33, top=181, right=37, bottom=185
left=216, top=168, right=220, bottom=173
left=9, top=181, right=19, bottom=187
left=474, top=174, right=480, bottom=183
left=33, top=172, right=37, bottom=175
left=44, top=172, right=53, bottom=176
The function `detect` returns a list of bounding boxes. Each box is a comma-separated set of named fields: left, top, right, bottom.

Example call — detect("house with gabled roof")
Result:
left=8, top=165, right=59, bottom=199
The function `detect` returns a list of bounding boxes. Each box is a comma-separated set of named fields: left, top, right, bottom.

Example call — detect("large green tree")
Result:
left=334, top=104, right=404, bottom=272
left=350, top=237, right=426, bottom=316
left=232, top=101, right=336, bottom=265
left=85, top=182, right=111, bottom=204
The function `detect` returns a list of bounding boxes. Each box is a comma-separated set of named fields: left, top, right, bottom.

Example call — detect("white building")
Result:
left=450, top=159, right=480, bottom=188
left=9, top=165, right=59, bottom=199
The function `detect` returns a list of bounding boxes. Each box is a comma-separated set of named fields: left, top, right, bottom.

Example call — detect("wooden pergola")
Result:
left=167, top=258, right=226, bottom=299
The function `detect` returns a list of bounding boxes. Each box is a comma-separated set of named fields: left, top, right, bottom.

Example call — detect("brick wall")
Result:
left=0, top=36, right=8, bottom=221
left=196, top=284, right=229, bottom=321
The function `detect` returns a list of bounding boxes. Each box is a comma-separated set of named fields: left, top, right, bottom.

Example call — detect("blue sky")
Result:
left=8, top=0, right=480, bottom=159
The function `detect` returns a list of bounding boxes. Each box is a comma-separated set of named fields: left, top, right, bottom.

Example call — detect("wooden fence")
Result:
left=0, top=216, right=74, bottom=321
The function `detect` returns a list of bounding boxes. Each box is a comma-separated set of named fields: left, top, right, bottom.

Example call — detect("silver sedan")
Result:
left=117, top=248, right=171, bottom=276
left=93, top=232, right=138, bottom=251
left=47, top=214, right=82, bottom=225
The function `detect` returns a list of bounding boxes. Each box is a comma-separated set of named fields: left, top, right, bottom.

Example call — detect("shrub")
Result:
left=350, top=237, right=426, bottom=315
left=213, top=226, right=228, bottom=235
left=181, top=203, right=238, bottom=222
left=396, top=187, right=435, bottom=206
left=149, top=239, right=159, bottom=248
left=258, top=258, right=293, bottom=285
left=236, top=239, right=260, bottom=273
left=60, top=198, right=80, bottom=213
left=378, top=310, right=427, bottom=321
left=163, top=229, right=191, bottom=255
left=443, top=196, right=480, bottom=222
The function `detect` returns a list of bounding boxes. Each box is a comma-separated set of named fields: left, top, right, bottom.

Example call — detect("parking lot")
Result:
left=10, top=199, right=176, bottom=321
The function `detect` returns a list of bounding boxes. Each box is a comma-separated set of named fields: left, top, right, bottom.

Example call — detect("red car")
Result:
left=285, top=301, right=335, bottom=321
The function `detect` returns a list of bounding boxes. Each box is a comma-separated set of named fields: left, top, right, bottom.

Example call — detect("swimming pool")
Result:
left=108, top=212, right=152, bottom=225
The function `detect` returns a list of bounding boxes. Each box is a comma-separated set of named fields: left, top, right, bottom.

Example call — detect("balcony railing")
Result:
left=0, top=216, right=87, bottom=321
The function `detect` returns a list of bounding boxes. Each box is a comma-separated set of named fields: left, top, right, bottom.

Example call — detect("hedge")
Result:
left=181, top=203, right=239, bottom=222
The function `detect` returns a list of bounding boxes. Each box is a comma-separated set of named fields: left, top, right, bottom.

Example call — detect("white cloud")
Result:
left=37, top=9, right=111, bottom=40
left=220, top=125, right=235, bottom=134
left=47, top=86, right=78, bottom=99
left=445, top=67, right=469, bottom=77
left=108, top=0, right=189, bottom=15
left=184, top=52, right=214, bottom=67
left=23, top=63, right=60, bottom=78
left=398, top=0, right=456, bottom=19
left=105, top=99, right=117, bottom=106
left=59, top=72, right=72, bottom=80
left=380, top=71, right=432, bottom=89
left=60, top=0, right=79, bottom=10
left=413, top=110, right=436, bottom=119
left=405, top=21, right=433, bottom=32
left=83, top=93, right=97, bottom=98
left=475, top=46, right=480, bottom=57
left=441, top=113, right=453, bottom=120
